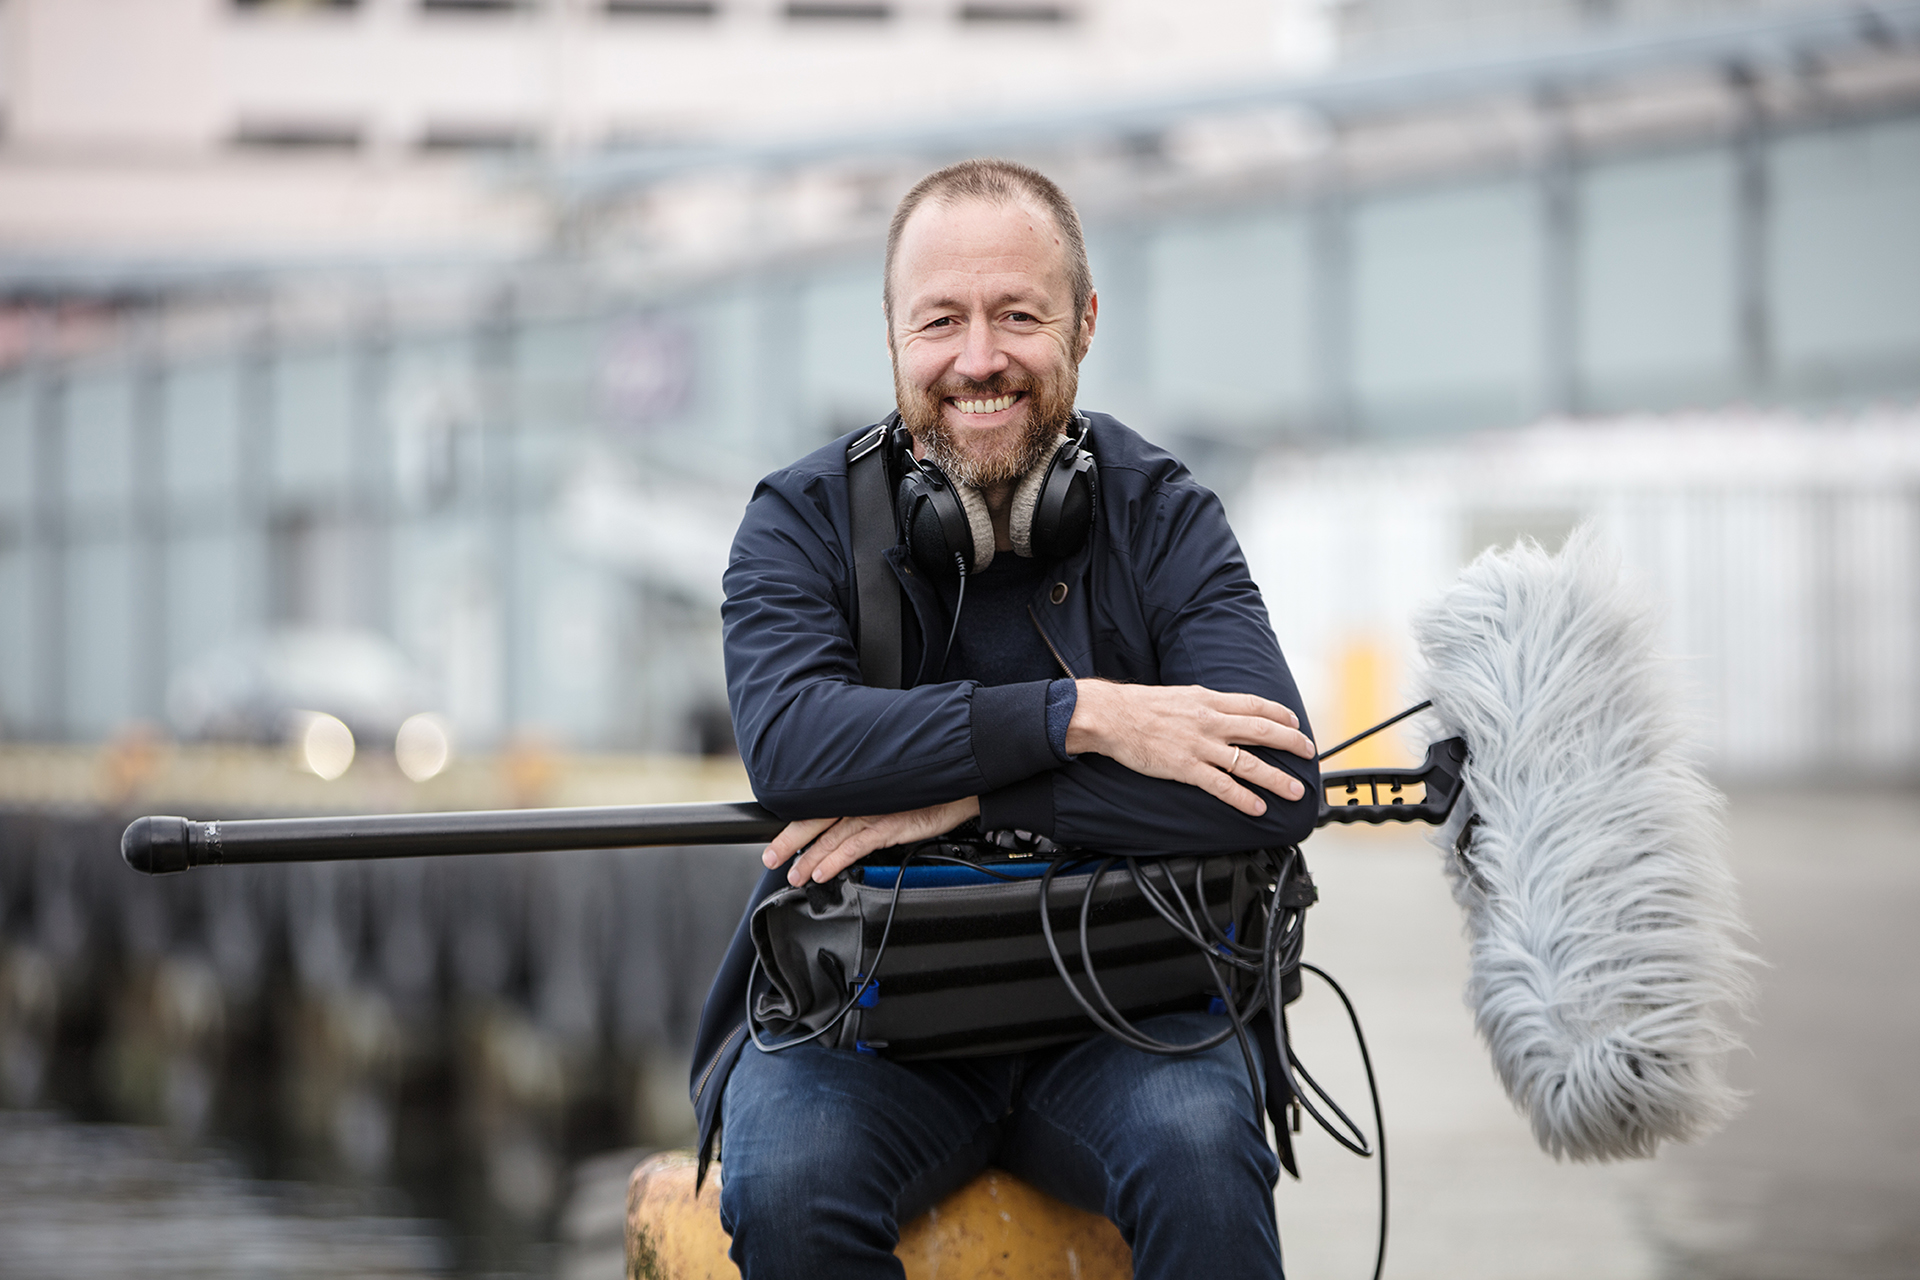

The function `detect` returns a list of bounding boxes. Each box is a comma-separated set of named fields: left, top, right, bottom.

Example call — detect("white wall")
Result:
left=1234, top=410, right=1920, bottom=781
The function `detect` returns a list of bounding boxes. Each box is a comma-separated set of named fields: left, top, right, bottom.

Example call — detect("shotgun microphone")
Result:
left=1413, top=526, right=1754, bottom=1162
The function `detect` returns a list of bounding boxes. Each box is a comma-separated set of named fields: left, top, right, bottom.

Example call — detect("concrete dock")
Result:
left=1276, top=786, right=1920, bottom=1280
left=562, top=786, right=1920, bottom=1280
left=1, top=787, right=1911, bottom=1278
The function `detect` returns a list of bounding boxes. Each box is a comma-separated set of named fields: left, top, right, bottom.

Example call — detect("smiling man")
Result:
left=689, top=159, right=1321, bottom=1279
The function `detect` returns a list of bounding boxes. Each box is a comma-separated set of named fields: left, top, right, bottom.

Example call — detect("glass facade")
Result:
left=1, top=110, right=1916, bottom=763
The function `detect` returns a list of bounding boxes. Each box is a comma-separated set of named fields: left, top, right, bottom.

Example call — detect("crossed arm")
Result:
left=763, top=680, right=1317, bottom=887
left=728, top=451, right=1317, bottom=885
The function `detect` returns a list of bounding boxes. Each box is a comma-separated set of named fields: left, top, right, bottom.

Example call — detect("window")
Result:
left=606, top=0, right=718, bottom=14
left=419, top=125, right=538, bottom=153
left=958, top=3, right=1070, bottom=21
left=232, top=121, right=364, bottom=151
left=419, top=0, right=529, bottom=13
left=784, top=3, right=890, bottom=21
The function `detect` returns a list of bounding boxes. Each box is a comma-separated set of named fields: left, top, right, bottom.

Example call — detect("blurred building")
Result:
left=1237, top=410, right=1920, bottom=781
left=0, top=0, right=1325, bottom=268
left=0, top=0, right=1916, bottom=777
left=1333, top=0, right=1852, bottom=59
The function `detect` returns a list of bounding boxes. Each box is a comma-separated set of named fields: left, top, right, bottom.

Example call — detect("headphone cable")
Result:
left=936, top=553, right=967, bottom=680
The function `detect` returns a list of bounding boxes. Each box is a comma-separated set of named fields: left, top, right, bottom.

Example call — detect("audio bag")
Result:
left=747, top=841, right=1283, bottom=1059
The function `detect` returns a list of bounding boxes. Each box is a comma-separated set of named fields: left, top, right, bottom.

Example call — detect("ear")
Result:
left=1076, top=291, right=1099, bottom=363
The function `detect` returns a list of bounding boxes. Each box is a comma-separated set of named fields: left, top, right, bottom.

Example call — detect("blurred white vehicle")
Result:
left=166, top=628, right=439, bottom=764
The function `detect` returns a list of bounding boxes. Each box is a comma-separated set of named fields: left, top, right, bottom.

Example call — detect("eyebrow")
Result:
left=911, top=290, right=1050, bottom=318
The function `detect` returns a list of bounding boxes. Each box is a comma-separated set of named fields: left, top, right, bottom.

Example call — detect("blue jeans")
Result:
left=717, top=1012, right=1284, bottom=1279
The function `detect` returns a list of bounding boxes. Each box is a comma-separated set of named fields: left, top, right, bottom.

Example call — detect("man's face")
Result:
left=888, top=196, right=1096, bottom=488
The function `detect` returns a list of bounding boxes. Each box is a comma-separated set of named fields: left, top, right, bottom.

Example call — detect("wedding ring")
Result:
left=1226, top=746, right=1242, bottom=775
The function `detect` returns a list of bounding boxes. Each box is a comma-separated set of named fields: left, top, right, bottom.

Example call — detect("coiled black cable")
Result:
left=1302, top=962, right=1390, bottom=1280
left=1039, top=846, right=1388, bottom=1280
left=1037, top=857, right=1247, bottom=1055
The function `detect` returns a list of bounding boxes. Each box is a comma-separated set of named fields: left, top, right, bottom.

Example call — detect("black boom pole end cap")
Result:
left=123, top=815, right=193, bottom=875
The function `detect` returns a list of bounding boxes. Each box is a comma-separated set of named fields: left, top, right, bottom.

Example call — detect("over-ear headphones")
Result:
left=894, top=413, right=1098, bottom=580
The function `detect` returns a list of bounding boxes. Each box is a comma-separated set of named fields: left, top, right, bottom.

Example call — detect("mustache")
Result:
left=930, top=374, right=1032, bottom=400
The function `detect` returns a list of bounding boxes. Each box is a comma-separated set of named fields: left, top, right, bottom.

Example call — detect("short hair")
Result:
left=884, top=158, right=1093, bottom=330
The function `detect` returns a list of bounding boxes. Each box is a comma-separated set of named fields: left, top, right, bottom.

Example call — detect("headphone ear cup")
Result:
left=896, top=462, right=989, bottom=578
left=1027, top=440, right=1098, bottom=562
left=950, top=482, right=996, bottom=572
left=1006, top=437, right=1062, bottom=559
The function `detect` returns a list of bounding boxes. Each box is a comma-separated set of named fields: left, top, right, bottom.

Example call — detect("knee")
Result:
left=1113, top=1109, right=1283, bottom=1276
left=1138, top=1091, right=1274, bottom=1179
left=719, top=1132, right=912, bottom=1280
left=717, top=1162, right=808, bottom=1247
left=1102, top=1065, right=1280, bottom=1222
left=719, top=1123, right=873, bottom=1239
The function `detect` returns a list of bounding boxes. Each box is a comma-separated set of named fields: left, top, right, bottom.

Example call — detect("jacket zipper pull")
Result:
left=1026, top=604, right=1077, bottom=679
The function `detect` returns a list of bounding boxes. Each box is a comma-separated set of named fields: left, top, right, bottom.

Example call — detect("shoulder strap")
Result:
left=847, top=421, right=904, bottom=690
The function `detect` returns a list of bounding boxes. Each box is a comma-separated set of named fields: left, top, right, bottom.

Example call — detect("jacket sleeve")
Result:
left=722, top=469, right=1060, bottom=819
left=981, top=477, right=1321, bottom=853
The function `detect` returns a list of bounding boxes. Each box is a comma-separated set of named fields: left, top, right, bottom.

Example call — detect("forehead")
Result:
left=892, top=197, right=1070, bottom=312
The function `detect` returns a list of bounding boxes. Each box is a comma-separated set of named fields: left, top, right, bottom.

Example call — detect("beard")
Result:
left=893, top=359, right=1079, bottom=488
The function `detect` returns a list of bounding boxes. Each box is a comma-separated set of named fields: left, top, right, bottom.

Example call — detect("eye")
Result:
left=1005, top=312, right=1037, bottom=323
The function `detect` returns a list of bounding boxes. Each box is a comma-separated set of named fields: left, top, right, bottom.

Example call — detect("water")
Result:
left=0, top=1110, right=463, bottom=1279
left=0, top=819, right=763, bottom=1280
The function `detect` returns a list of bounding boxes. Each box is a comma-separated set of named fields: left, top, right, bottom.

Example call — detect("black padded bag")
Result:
left=748, top=844, right=1276, bottom=1060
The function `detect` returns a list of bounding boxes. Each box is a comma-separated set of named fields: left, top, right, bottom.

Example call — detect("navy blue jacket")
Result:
left=687, top=412, right=1320, bottom=1175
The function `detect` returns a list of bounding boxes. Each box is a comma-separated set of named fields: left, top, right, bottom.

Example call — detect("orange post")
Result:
left=626, top=1150, right=1133, bottom=1280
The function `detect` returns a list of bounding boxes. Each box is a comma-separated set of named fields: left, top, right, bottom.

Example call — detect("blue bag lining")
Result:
left=860, top=862, right=1054, bottom=889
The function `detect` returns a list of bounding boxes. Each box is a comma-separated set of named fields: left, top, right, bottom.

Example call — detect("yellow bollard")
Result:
left=1331, top=637, right=1397, bottom=770
left=626, top=1150, right=1133, bottom=1280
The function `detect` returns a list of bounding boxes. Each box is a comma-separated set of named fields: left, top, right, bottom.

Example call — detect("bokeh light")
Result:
left=291, top=711, right=356, bottom=782
left=394, top=713, right=452, bottom=783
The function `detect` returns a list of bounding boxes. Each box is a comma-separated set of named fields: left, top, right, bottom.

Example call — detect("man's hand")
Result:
left=763, top=796, right=982, bottom=887
left=1066, top=681, right=1315, bottom=817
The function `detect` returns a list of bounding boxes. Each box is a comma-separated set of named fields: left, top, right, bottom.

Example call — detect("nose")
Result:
left=953, top=316, right=1008, bottom=383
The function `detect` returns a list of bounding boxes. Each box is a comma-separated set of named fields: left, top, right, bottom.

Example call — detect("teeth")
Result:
left=954, top=394, right=1017, bottom=415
